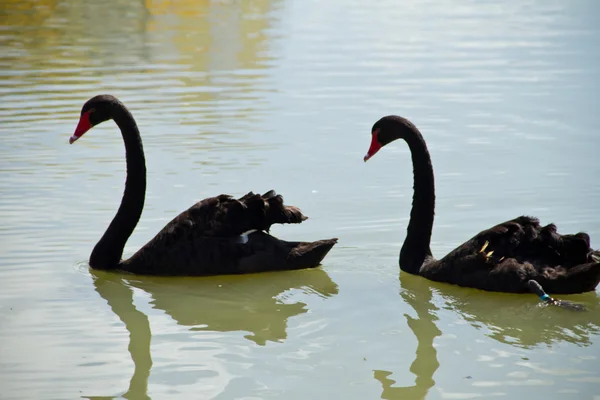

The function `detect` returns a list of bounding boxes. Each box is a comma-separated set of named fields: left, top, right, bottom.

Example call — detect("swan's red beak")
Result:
left=69, top=111, right=92, bottom=144
left=364, top=129, right=382, bottom=162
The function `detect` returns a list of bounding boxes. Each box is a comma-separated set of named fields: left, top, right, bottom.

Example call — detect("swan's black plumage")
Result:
left=364, top=115, right=600, bottom=294
left=70, top=94, right=336, bottom=275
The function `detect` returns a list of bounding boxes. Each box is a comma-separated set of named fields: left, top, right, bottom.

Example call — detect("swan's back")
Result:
left=422, top=216, right=600, bottom=293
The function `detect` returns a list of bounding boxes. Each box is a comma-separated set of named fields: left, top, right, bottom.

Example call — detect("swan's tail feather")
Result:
left=237, top=234, right=338, bottom=273
left=285, top=238, right=338, bottom=270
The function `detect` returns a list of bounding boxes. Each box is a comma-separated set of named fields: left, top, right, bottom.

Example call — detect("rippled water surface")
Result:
left=1, top=0, right=600, bottom=399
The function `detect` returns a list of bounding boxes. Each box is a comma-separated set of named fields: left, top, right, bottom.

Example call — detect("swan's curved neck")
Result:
left=399, top=128, right=435, bottom=273
left=89, top=106, right=146, bottom=269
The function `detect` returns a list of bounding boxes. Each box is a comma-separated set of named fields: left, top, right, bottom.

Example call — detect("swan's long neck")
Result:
left=399, top=128, right=435, bottom=273
left=89, top=106, right=146, bottom=269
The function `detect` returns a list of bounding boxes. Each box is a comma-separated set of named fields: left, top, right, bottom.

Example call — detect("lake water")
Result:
left=1, top=0, right=600, bottom=398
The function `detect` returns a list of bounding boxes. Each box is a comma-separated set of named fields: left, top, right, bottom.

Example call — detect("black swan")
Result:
left=69, top=94, right=337, bottom=275
left=364, top=115, right=600, bottom=294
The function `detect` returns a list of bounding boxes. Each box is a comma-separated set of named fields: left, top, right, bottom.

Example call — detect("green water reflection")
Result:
left=373, top=273, right=600, bottom=399
left=88, top=268, right=338, bottom=399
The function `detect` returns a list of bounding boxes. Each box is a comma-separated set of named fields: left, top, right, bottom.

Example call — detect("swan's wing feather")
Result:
left=432, top=216, right=600, bottom=293
left=149, top=190, right=308, bottom=240
left=460, top=215, right=594, bottom=267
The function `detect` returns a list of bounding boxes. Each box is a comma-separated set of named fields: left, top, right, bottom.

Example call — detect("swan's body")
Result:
left=70, top=95, right=336, bottom=275
left=364, top=115, right=600, bottom=294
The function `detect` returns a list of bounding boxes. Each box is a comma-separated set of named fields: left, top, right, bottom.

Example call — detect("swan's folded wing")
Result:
left=156, top=190, right=308, bottom=239
left=444, top=215, right=595, bottom=270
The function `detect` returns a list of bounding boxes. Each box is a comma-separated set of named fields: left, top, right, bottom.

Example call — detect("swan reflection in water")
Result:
left=84, top=268, right=339, bottom=399
left=374, top=273, right=600, bottom=399
left=374, top=273, right=442, bottom=400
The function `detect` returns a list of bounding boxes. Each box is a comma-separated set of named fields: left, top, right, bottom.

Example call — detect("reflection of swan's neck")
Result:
left=400, top=128, right=435, bottom=273
left=91, top=273, right=152, bottom=400
left=375, top=282, right=441, bottom=399
left=90, top=106, right=146, bottom=270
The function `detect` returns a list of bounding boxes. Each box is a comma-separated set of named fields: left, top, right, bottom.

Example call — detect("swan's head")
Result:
left=364, top=115, right=418, bottom=161
left=69, top=94, right=120, bottom=144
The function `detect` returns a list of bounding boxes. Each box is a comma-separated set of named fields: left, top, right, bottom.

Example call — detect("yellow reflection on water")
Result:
left=1, top=0, right=281, bottom=120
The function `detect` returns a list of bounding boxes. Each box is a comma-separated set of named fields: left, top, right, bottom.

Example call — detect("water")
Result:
left=1, top=0, right=600, bottom=398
